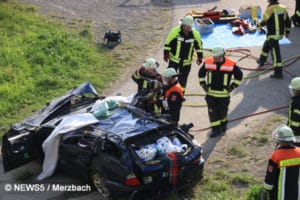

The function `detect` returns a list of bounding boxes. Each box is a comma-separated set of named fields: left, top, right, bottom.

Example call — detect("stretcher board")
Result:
left=198, top=24, right=291, bottom=49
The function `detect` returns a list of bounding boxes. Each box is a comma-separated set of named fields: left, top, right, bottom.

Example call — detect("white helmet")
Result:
left=289, top=77, right=300, bottom=96
left=211, top=46, right=225, bottom=57
left=142, top=58, right=159, bottom=69
left=272, top=124, right=295, bottom=142
left=182, top=15, right=194, bottom=27
left=162, top=68, right=178, bottom=78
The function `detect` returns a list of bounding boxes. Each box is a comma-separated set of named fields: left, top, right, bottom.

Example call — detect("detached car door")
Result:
left=2, top=126, right=52, bottom=172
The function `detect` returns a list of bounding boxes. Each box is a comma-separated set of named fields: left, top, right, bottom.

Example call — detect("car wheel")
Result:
left=91, top=170, right=110, bottom=198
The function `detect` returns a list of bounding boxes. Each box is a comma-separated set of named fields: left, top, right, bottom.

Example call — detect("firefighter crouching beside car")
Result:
left=288, top=77, right=300, bottom=146
left=260, top=125, right=300, bottom=200
left=132, top=58, right=162, bottom=115
left=157, top=68, right=184, bottom=123
left=163, top=15, right=203, bottom=93
left=198, top=47, right=243, bottom=137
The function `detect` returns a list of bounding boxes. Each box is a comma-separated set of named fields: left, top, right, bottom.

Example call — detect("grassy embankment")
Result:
left=0, top=1, right=119, bottom=137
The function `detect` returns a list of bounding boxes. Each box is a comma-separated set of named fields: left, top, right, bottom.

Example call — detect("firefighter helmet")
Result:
left=182, top=15, right=194, bottom=27
left=289, top=77, right=300, bottom=90
left=142, top=58, right=159, bottom=69
left=211, top=46, right=225, bottom=57
left=162, top=68, right=178, bottom=78
left=272, top=124, right=295, bottom=142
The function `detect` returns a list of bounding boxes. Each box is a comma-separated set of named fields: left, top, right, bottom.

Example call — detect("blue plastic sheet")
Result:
left=199, top=24, right=291, bottom=49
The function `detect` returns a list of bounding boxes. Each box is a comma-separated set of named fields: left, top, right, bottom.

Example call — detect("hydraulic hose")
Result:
left=189, top=105, right=289, bottom=134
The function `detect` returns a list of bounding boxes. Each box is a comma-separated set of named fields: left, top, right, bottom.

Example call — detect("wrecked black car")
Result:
left=1, top=82, right=204, bottom=199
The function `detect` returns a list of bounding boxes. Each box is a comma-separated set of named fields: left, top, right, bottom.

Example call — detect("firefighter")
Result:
left=256, top=0, right=291, bottom=79
left=159, top=68, right=184, bottom=123
left=260, top=124, right=300, bottom=200
left=291, top=0, right=300, bottom=27
left=288, top=77, right=300, bottom=146
left=198, top=47, right=243, bottom=137
left=131, top=58, right=162, bottom=114
left=163, top=15, right=203, bottom=93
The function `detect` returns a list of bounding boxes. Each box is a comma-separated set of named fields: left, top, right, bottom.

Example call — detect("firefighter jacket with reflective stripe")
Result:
left=164, top=26, right=203, bottom=66
left=288, top=95, right=300, bottom=143
left=198, top=56, right=243, bottom=98
left=132, top=67, right=160, bottom=94
left=161, top=81, right=184, bottom=122
left=260, top=3, right=291, bottom=40
left=263, top=145, right=300, bottom=200
left=132, top=68, right=162, bottom=114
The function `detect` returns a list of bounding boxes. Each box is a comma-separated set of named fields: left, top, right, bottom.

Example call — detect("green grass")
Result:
left=0, top=1, right=119, bottom=136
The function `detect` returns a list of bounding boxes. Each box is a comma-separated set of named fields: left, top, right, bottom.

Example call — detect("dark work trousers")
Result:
left=205, top=95, right=230, bottom=129
left=168, top=60, right=191, bottom=92
left=258, top=38, right=283, bottom=76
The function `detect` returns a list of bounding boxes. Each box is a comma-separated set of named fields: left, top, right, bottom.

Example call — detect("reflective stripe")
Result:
left=164, top=46, right=171, bottom=51
left=294, top=109, right=300, bottom=115
left=278, top=167, right=286, bottom=200
left=133, top=72, right=140, bottom=79
left=263, top=182, right=273, bottom=190
left=207, top=89, right=230, bottom=98
left=210, top=120, right=221, bottom=127
left=274, top=8, right=280, bottom=39
left=205, top=64, right=217, bottom=70
left=261, top=51, right=268, bottom=57
left=198, top=77, right=205, bottom=82
left=208, top=71, right=212, bottom=84
left=185, top=39, right=194, bottom=43
left=223, top=74, right=228, bottom=87
left=175, top=39, right=181, bottom=58
left=170, top=54, right=180, bottom=63
left=142, top=80, right=148, bottom=89
left=279, top=158, right=300, bottom=167
left=221, top=117, right=227, bottom=123
left=290, top=121, right=300, bottom=127
left=220, top=65, right=234, bottom=72
left=233, top=79, right=241, bottom=85
left=178, top=37, right=184, bottom=41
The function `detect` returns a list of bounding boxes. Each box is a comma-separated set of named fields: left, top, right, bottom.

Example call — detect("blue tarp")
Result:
left=199, top=24, right=291, bottom=49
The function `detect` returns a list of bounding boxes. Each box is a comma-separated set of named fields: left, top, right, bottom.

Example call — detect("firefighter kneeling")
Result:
left=198, top=47, right=243, bottom=137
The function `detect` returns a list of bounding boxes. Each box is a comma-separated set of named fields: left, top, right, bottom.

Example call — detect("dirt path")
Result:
left=1, top=0, right=300, bottom=199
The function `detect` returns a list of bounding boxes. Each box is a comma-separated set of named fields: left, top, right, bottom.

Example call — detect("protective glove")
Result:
left=164, top=54, right=169, bottom=63
left=260, top=188, right=270, bottom=200
left=162, top=100, right=169, bottom=110
left=196, top=57, right=203, bottom=65
left=200, top=82, right=208, bottom=92
left=228, top=83, right=237, bottom=92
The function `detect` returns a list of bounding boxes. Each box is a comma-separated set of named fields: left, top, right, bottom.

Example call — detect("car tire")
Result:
left=91, top=170, right=110, bottom=198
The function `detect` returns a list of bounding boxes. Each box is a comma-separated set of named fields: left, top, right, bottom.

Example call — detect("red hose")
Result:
left=190, top=105, right=289, bottom=134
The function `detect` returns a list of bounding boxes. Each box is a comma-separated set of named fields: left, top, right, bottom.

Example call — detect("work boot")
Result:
left=291, top=15, right=300, bottom=27
left=256, top=59, right=264, bottom=68
left=210, top=126, right=222, bottom=138
left=270, top=68, right=283, bottom=79
left=221, top=121, right=228, bottom=133
left=270, top=74, right=283, bottom=79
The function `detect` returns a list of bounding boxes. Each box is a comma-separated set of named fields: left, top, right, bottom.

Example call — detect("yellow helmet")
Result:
left=182, top=15, right=194, bottom=27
